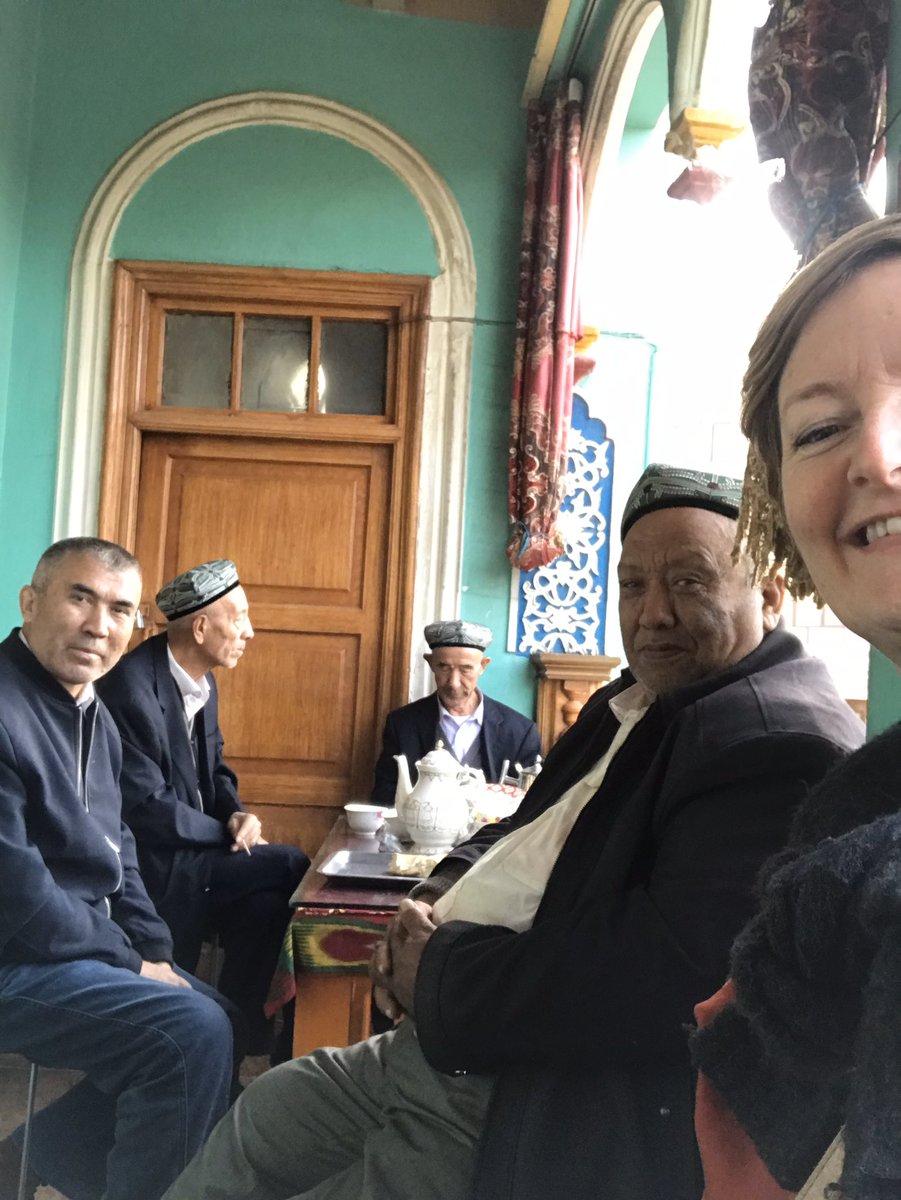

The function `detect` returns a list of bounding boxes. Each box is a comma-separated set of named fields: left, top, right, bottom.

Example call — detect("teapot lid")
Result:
left=416, top=742, right=462, bottom=775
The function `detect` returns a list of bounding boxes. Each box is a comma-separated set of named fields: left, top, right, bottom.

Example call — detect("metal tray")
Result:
left=318, top=850, right=424, bottom=885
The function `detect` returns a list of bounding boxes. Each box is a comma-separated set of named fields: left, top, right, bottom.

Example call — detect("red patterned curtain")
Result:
left=749, top=0, right=889, bottom=265
left=507, top=88, right=583, bottom=572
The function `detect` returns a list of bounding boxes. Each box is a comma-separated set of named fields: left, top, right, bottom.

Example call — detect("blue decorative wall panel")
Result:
left=514, top=393, right=613, bottom=654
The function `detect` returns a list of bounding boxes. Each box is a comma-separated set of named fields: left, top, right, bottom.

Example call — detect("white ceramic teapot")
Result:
left=393, top=742, right=480, bottom=853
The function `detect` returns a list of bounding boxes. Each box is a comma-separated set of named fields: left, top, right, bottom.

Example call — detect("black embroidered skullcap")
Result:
left=621, top=464, right=743, bottom=539
left=156, top=559, right=240, bottom=620
left=424, top=620, right=492, bottom=652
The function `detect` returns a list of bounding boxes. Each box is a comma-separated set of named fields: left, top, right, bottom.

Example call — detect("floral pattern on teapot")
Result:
left=393, top=742, right=482, bottom=854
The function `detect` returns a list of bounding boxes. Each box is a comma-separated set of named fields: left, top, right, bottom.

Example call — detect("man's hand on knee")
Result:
left=140, top=960, right=191, bottom=988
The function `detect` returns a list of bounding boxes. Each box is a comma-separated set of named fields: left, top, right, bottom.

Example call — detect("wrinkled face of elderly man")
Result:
left=617, top=506, right=784, bottom=695
left=424, top=645, right=490, bottom=717
left=190, top=585, right=254, bottom=672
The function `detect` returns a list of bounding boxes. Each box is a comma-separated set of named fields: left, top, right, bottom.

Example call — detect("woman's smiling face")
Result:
left=779, top=257, right=901, bottom=661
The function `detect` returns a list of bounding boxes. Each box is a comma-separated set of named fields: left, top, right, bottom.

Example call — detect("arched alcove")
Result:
left=53, top=91, right=476, bottom=698
left=580, top=0, right=664, bottom=219
left=576, top=1, right=666, bottom=667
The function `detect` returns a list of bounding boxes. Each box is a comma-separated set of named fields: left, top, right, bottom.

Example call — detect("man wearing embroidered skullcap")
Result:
left=369, top=618, right=541, bottom=808
left=99, top=558, right=308, bottom=1060
left=163, top=465, right=864, bottom=1200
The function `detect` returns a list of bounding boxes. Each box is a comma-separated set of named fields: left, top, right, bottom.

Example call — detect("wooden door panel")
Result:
left=166, top=458, right=377, bottom=605
left=220, top=630, right=360, bottom=780
left=133, top=433, right=392, bottom=851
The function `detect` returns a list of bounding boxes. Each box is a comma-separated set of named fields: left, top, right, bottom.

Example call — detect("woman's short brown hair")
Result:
left=738, top=213, right=901, bottom=599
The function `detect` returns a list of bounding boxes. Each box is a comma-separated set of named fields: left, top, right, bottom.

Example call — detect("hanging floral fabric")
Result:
left=749, top=0, right=889, bottom=264
left=507, top=86, right=583, bottom=572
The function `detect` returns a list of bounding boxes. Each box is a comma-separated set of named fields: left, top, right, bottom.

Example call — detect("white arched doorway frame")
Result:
left=53, top=91, right=476, bottom=700
left=580, top=0, right=665, bottom=219
left=578, top=0, right=665, bottom=669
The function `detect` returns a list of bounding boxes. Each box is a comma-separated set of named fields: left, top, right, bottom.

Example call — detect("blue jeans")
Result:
left=0, top=958, right=233, bottom=1200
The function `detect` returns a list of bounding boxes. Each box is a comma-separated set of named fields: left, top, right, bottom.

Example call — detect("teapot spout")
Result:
left=394, top=753, right=413, bottom=807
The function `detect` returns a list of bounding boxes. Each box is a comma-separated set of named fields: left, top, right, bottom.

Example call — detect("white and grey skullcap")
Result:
left=156, top=559, right=240, bottom=620
left=424, top=620, right=492, bottom=652
left=620, top=464, right=743, bottom=540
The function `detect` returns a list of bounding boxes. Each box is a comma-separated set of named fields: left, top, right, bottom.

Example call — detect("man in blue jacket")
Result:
left=0, top=538, right=233, bottom=1200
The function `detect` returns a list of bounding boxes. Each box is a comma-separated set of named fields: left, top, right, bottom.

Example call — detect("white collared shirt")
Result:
left=166, top=646, right=210, bottom=735
left=432, top=682, right=654, bottom=933
left=438, top=692, right=484, bottom=763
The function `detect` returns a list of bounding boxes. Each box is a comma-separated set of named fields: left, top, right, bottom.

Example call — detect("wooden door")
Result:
left=134, top=434, right=391, bottom=849
left=100, top=261, right=428, bottom=853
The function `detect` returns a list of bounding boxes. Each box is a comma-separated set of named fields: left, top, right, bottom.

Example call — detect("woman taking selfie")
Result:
left=692, top=212, right=901, bottom=1200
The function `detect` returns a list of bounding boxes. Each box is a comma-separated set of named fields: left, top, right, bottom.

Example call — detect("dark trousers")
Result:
left=169, top=843, right=307, bottom=1053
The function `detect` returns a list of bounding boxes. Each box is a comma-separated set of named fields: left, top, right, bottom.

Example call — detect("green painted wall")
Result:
left=1, top=0, right=538, bottom=713
left=557, top=0, right=670, bottom=93
left=113, top=127, right=437, bottom=272
left=867, top=649, right=901, bottom=737
left=0, top=0, right=39, bottom=502
left=568, top=0, right=673, bottom=105
left=624, top=17, right=668, bottom=130
left=570, top=0, right=620, bottom=85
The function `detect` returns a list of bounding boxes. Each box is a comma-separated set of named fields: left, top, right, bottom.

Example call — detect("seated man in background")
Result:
left=0, top=538, right=233, bottom=1200
left=98, top=558, right=307, bottom=1058
left=370, top=619, right=541, bottom=808
left=162, top=466, right=864, bottom=1200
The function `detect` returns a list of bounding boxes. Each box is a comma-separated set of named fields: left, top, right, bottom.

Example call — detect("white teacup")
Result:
left=344, top=803, right=386, bottom=836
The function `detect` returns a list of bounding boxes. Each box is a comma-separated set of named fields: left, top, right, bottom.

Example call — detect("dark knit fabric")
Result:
left=692, top=722, right=901, bottom=1199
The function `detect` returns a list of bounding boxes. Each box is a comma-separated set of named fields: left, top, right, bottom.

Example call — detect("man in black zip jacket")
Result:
left=164, top=466, right=865, bottom=1200
left=0, top=538, right=233, bottom=1200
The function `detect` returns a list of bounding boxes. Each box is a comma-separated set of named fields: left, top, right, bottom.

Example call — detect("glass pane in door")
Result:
left=241, top=315, right=313, bottom=412
left=162, top=313, right=233, bottom=408
left=319, top=321, right=387, bottom=415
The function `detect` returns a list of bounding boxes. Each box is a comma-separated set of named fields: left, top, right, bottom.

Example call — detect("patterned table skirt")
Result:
left=265, top=906, right=392, bottom=1016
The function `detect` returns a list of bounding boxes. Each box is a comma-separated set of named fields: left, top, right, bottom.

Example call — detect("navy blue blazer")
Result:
left=97, top=633, right=243, bottom=933
left=370, top=692, right=541, bottom=808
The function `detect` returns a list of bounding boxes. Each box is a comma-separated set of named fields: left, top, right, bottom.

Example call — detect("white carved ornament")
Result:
left=518, top=429, right=611, bottom=655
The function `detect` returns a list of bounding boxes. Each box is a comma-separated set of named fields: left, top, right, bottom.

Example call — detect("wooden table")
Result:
left=268, top=816, right=410, bottom=1057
